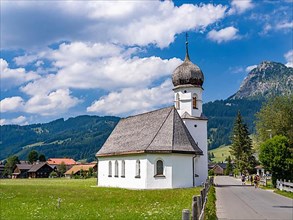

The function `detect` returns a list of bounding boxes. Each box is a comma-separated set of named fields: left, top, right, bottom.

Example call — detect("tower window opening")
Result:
left=193, top=96, right=197, bottom=109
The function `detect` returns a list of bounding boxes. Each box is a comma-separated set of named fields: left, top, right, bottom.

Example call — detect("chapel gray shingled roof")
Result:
left=96, top=106, right=203, bottom=157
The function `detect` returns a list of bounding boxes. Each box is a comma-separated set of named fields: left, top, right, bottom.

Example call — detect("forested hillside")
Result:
left=203, top=98, right=263, bottom=150
left=0, top=115, right=120, bottom=161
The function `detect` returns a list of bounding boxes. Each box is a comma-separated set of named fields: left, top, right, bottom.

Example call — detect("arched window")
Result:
left=114, top=160, right=118, bottom=177
left=193, top=95, right=197, bottom=109
left=156, top=160, right=164, bottom=176
left=121, top=160, right=125, bottom=178
left=175, top=93, right=180, bottom=109
left=108, top=161, right=112, bottom=177
left=135, top=160, right=140, bottom=178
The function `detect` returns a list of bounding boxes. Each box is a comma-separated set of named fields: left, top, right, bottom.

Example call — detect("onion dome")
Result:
left=172, top=37, right=204, bottom=87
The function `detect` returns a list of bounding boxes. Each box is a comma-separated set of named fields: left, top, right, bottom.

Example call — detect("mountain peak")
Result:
left=230, top=61, right=293, bottom=100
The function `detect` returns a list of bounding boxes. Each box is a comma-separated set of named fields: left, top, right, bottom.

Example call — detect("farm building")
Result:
left=28, top=162, right=54, bottom=178
left=47, top=158, right=77, bottom=171
left=96, top=41, right=208, bottom=189
left=12, top=162, right=55, bottom=178
left=65, top=163, right=97, bottom=177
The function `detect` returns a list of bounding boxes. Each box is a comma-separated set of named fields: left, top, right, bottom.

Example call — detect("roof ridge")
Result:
left=122, top=106, right=173, bottom=120
left=145, top=107, right=174, bottom=151
left=172, top=107, right=175, bottom=151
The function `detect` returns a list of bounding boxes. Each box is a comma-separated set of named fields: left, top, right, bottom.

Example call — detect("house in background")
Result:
left=28, top=162, right=54, bottom=178
left=12, top=163, right=32, bottom=178
left=47, top=158, right=77, bottom=171
left=64, top=163, right=97, bottom=178
left=97, top=40, right=208, bottom=189
left=211, top=163, right=227, bottom=175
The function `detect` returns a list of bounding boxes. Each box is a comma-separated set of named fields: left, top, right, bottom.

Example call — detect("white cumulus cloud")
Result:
left=284, top=50, right=293, bottom=67
left=228, top=0, right=254, bottom=15
left=24, top=89, right=81, bottom=116
left=0, top=59, right=40, bottom=89
left=207, top=26, right=240, bottom=43
left=276, top=21, right=293, bottom=30
left=87, top=80, right=173, bottom=116
left=0, top=96, right=25, bottom=112
left=0, top=116, right=28, bottom=125
left=17, top=42, right=181, bottom=96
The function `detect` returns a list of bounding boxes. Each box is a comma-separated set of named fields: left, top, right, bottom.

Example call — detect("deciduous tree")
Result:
left=3, top=155, right=20, bottom=177
left=259, top=135, right=292, bottom=185
left=38, top=154, right=46, bottom=162
left=256, top=95, right=293, bottom=145
left=28, top=150, right=39, bottom=164
left=58, top=162, right=66, bottom=177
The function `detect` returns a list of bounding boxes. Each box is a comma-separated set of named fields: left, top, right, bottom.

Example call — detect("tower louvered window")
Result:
left=193, top=96, right=197, bottom=109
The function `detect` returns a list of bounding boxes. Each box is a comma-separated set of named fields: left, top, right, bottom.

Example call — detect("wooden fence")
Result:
left=182, top=177, right=214, bottom=220
left=276, top=179, right=293, bottom=192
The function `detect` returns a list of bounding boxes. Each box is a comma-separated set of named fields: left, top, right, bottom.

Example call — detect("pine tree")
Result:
left=225, top=156, right=233, bottom=175
left=230, top=111, right=254, bottom=175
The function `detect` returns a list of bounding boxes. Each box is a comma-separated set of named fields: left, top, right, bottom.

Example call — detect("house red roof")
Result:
left=65, top=164, right=97, bottom=175
left=47, top=158, right=77, bottom=165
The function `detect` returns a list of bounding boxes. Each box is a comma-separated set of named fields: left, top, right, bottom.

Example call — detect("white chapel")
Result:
left=96, top=40, right=208, bottom=189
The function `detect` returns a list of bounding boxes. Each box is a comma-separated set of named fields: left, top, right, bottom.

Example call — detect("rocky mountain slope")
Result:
left=230, top=61, right=293, bottom=99
left=205, top=61, right=293, bottom=150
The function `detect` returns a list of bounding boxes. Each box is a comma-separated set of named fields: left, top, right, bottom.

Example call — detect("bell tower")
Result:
left=171, top=34, right=208, bottom=185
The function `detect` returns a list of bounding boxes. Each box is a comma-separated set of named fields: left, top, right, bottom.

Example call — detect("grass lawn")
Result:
left=209, top=145, right=232, bottom=163
left=0, top=178, right=201, bottom=220
left=274, top=189, right=293, bottom=199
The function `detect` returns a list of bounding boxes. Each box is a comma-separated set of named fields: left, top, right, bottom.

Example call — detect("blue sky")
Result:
left=1, top=0, right=292, bottom=125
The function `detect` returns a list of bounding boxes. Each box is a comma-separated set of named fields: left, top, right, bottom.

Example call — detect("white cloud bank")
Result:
left=0, top=59, right=40, bottom=89
left=2, top=42, right=181, bottom=116
left=207, top=26, right=240, bottom=43
left=0, top=89, right=80, bottom=116
left=0, top=116, right=28, bottom=126
left=87, top=80, right=173, bottom=116
left=2, top=1, right=227, bottom=49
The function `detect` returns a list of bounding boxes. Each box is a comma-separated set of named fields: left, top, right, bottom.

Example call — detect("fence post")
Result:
left=200, top=189, right=205, bottom=208
left=182, top=209, right=190, bottom=220
left=192, top=196, right=198, bottom=220
left=196, top=195, right=201, bottom=219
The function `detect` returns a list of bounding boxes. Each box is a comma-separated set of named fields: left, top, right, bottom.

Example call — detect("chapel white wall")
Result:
left=184, top=119, right=208, bottom=185
left=98, top=155, right=147, bottom=189
left=98, top=153, right=196, bottom=189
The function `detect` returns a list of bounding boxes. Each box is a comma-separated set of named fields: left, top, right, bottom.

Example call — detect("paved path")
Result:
left=215, top=176, right=293, bottom=220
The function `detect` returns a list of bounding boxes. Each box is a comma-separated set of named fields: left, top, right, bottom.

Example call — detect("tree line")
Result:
left=229, top=94, right=292, bottom=186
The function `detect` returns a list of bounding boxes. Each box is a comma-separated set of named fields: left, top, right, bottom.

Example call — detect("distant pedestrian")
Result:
left=250, top=175, right=253, bottom=186
left=254, top=175, right=259, bottom=188
left=241, top=174, right=246, bottom=185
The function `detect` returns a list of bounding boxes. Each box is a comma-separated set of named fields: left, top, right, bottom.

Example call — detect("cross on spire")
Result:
left=185, top=32, right=190, bottom=61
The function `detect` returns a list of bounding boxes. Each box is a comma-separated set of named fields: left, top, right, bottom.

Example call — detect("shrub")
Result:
left=49, top=171, right=58, bottom=178
left=204, top=186, right=217, bottom=220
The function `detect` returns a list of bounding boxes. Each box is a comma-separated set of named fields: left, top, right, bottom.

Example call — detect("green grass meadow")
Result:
left=0, top=178, right=201, bottom=220
left=209, top=145, right=232, bottom=163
